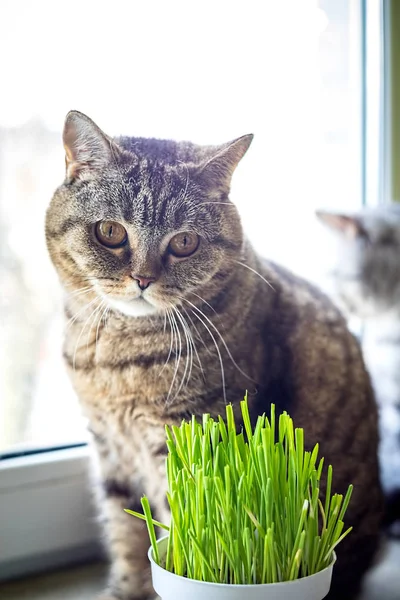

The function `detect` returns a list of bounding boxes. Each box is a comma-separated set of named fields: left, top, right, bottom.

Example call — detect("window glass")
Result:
left=0, top=0, right=364, bottom=454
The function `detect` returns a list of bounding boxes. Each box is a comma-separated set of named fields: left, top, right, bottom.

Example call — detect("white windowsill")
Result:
left=0, top=446, right=103, bottom=581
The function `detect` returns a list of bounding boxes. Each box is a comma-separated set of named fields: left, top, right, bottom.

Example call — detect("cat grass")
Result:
left=126, top=397, right=353, bottom=584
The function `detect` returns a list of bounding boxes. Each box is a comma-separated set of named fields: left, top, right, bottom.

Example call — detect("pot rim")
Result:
left=148, top=536, right=336, bottom=589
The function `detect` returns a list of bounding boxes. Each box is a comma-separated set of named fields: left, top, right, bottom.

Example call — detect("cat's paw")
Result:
left=98, top=570, right=156, bottom=599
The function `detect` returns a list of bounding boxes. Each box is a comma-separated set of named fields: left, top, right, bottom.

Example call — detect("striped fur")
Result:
left=46, top=112, right=383, bottom=599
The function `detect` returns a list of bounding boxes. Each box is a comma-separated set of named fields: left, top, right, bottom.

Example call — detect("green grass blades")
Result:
left=126, top=397, right=353, bottom=584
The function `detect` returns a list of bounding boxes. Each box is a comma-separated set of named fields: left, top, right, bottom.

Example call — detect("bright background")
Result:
left=0, top=0, right=366, bottom=452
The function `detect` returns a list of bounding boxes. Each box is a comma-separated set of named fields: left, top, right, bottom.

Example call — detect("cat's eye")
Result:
left=95, top=221, right=127, bottom=248
left=168, top=232, right=199, bottom=257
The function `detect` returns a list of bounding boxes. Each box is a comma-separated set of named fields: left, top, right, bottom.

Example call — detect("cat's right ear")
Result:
left=63, top=111, right=119, bottom=182
left=196, top=134, right=254, bottom=192
left=316, top=210, right=367, bottom=240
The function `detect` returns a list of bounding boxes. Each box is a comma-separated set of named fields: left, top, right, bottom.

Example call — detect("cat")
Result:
left=317, top=206, right=400, bottom=535
left=45, top=111, right=383, bottom=600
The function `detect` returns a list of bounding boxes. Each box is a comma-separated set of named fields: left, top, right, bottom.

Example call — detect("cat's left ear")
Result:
left=316, top=211, right=367, bottom=240
left=63, top=110, right=120, bottom=182
left=196, top=134, right=254, bottom=191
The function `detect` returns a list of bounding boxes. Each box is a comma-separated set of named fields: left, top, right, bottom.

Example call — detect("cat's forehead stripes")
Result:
left=119, top=161, right=195, bottom=229
left=86, top=163, right=217, bottom=238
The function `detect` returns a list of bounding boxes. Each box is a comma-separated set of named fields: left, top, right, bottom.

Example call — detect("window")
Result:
left=0, top=0, right=386, bottom=579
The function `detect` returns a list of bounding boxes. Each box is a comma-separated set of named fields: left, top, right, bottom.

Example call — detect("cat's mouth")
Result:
left=95, top=279, right=169, bottom=318
left=104, top=293, right=160, bottom=317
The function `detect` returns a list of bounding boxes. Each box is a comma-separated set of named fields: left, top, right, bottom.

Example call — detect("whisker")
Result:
left=172, top=305, right=192, bottom=395
left=175, top=306, right=202, bottom=383
left=85, top=301, right=106, bottom=353
left=65, top=296, right=100, bottom=332
left=188, top=291, right=217, bottom=315
left=96, top=303, right=108, bottom=349
left=235, top=260, right=275, bottom=291
left=96, top=290, right=127, bottom=297
left=186, top=304, right=227, bottom=404
left=171, top=309, right=183, bottom=400
left=92, top=276, right=121, bottom=282
left=72, top=299, right=102, bottom=369
left=166, top=309, right=181, bottom=405
left=183, top=313, right=195, bottom=386
left=181, top=306, right=210, bottom=356
left=63, top=273, right=99, bottom=289
left=180, top=308, right=207, bottom=380
left=65, top=285, right=92, bottom=298
left=64, top=287, right=95, bottom=304
left=182, top=297, right=255, bottom=384
left=159, top=309, right=174, bottom=377
left=102, top=306, right=111, bottom=335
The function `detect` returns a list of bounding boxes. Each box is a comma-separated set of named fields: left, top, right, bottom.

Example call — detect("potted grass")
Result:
left=126, top=398, right=353, bottom=600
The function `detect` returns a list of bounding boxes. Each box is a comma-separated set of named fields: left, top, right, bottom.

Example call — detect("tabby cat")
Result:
left=46, top=111, right=383, bottom=599
left=317, top=206, right=400, bottom=534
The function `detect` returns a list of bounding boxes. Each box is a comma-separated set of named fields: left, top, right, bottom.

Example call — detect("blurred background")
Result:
left=0, top=0, right=399, bottom=593
left=0, top=0, right=383, bottom=455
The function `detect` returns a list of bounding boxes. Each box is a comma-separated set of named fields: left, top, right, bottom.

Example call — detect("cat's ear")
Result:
left=316, top=211, right=367, bottom=240
left=63, top=110, right=119, bottom=182
left=197, top=134, right=254, bottom=191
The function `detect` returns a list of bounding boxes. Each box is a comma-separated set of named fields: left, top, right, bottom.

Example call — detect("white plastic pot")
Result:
left=149, top=537, right=336, bottom=600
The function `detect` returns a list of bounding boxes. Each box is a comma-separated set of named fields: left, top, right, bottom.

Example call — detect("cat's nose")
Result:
left=132, top=275, right=156, bottom=291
